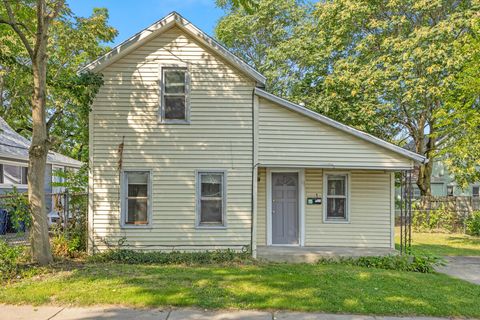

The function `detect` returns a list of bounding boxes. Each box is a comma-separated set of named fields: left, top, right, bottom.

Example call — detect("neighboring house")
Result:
left=81, top=12, right=425, bottom=257
left=413, top=160, right=479, bottom=198
left=0, top=116, right=82, bottom=225
left=400, top=140, right=479, bottom=198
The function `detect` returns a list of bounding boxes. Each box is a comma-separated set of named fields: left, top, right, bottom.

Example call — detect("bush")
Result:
left=0, top=188, right=32, bottom=231
left=89, top=248, right=251, bottom=265
left=466, top=211, right=480, bottom=236
left=318, top=253, right=444, bottom=273
left=412, top=202, right=460, bottom=233
left=0, top=240, right=24, bottom=280
left=51, top=231, right=85, bottom=259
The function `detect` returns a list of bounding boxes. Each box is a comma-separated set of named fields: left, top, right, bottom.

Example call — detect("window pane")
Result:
left=201, top=174, right=222, bottom=197
left=22, top=167, right=28, bottom=184
left=128, top=184, right=147, bottom=197
left=473, top=186, right=479, bottom=197
left=127, top=172, right=148, bottom=184
left=164, top=70, right=186, bottom=94
left=200, top=199, right=222, bottom=223
left=126, top=199, right=148, bottom=224
left=165, top=96, right=186, bottom=120
left=4, top=165, right=22, bottom=184
left=327, top=198, right=346, bottom=219
left=327, top=176, right=345, bottom=196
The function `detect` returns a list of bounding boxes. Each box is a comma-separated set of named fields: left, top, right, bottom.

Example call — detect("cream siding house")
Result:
left=82, top=12, right=425, bottom=258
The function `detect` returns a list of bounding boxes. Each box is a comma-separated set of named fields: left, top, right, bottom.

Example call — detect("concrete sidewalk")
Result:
left=0, top=305, right=451, bottom=320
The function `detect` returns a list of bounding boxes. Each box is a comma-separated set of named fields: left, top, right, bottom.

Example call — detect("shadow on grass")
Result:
left=446, top=236, right=480, bottom=246
left=2, top=263, right=480, bottom=318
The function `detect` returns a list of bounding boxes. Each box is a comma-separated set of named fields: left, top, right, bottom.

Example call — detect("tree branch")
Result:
left=1, top=0, right=34, bottom=59
left=46, top=0, right=64, bottom=20
left=46, top=108, right=63, bottom=131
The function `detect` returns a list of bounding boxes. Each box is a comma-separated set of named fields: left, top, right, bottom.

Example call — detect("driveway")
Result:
left=435, top=256, right=480, bottom=285
left=0, top=305, right=450, bottom=320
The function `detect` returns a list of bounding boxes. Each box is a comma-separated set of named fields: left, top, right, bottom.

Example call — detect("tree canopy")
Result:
left=216, top=0, right=480, bottom=194
left=0, top=4, right=117, bottom=162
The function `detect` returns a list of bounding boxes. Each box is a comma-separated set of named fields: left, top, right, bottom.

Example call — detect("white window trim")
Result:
left=266, top=168, right=305, bottom=247
left=159, top=64, right=190, bottom=124
left=323, top=171, right=351, bottom=224
left=195, top=169, right=227, bottom=229
left=120, top=169, right=153, bottom=229
left=0, top=162, right=28, bottom=188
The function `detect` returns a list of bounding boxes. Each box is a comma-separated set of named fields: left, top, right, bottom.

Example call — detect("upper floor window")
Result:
left=161, top=67, right=189, bottom=123
left=0, top=164, right=28, bottom=185
left=324, top=173, right=349, bottom=222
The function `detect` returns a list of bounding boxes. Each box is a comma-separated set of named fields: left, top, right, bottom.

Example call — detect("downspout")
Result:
left=250, top=88, right=260, bottom=258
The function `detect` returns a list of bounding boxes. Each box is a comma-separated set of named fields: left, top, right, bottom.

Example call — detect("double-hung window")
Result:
left=161, top=67, right=189, bottom=123
left=196, top=171, right=226, bottom=227
left=324, top=173, right=349, bottom=222
left=122, top=171, right=151, bottom=226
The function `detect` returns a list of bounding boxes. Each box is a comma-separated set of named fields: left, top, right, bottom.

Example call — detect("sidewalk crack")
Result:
left=165, top=308, right=172, bottom=320
left=47, top=307, right=65, bottom=320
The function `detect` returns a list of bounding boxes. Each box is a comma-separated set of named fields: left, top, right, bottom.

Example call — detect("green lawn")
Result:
left=395, top=229, right=480, bottom=256
left=1, top=262, right=480, bottom=318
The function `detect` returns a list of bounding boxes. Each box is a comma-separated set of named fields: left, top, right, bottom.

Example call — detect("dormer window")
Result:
left=160, top=67, right=189, bottom=123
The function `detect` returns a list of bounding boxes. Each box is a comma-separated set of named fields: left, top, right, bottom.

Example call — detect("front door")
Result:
left=272, top=172, right=299, bottom=245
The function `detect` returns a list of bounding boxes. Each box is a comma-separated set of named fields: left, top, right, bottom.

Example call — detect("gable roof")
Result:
left=0, top=117, right=83, bottom=168
left=79, top=12, right=266, bottom=85
left=254, top=88, right=427, bottom=164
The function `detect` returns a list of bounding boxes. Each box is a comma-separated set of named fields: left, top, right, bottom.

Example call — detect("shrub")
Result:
left=0, top=188, right=32, bottom=231
left=51, top=230, right=85, bottom=259
left=466, top=211, right=480, bottom=236
left=89, top=248, right=251, bottom=265
left=412, top=202, right=459, bottom=233
left=318, top=253, right=444, bottom=273
left=0, top=240, right=24, bottom=280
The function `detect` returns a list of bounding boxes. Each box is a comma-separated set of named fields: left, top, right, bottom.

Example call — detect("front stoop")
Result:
left=256, top=246, right=397, bottom=263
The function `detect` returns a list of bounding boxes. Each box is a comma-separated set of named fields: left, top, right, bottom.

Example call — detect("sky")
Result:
left=68, top=0, right=225, bottom=46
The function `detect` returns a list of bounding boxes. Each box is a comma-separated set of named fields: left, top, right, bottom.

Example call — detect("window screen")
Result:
left=197, top=172, right=225, bottom=226
left=325, top=174, right=348, bottom=221
left=3, top=164, right=27, bottom=185
left=123, top=171, right=150, bottom=225
left=162, top=68, right=188, bottom=122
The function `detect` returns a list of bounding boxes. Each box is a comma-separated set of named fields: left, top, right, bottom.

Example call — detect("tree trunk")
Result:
left=417, top=135, right=436, bottom=196
left=28, top=2, right=53, bottom=265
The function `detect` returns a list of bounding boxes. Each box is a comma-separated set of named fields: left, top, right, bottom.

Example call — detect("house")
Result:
left=0, top=116, right=82, bottom=227
left=401, top=140, right=479, bottom=198
left=412, top=161, right=479, bottom=198
left=81, top=12, right=426, bottom=259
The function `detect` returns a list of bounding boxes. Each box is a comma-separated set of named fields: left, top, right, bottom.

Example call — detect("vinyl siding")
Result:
left=258, top=98, right=413, bottom=169
left=256, top=167, right=267, bottom=246
left=90, top=26, right=255, bottom=251
left=257, top=168, right=394, bottom=248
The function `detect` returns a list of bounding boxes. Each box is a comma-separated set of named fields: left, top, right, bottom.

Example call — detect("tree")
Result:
left=1, top=6, right=116, bottom=163
left=436, top=20, right=480, bottom=189
left=216, top=0, right=480, bottom=195
left=216, top=0, right=308, bottom=95
left=0, top=0, right=115, bottom=264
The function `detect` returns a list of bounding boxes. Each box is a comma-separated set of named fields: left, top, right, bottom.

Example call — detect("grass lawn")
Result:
left=395, top=228, right=480, bottom=256
left=1, top=262, right=480, bottom=318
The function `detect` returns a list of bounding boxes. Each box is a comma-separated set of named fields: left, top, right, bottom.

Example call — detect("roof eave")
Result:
left=254, top=88, right=427, bottom=165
